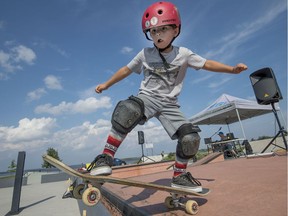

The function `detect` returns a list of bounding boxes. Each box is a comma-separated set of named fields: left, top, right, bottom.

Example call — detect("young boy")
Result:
left=89, top=2, right=247, bottom=192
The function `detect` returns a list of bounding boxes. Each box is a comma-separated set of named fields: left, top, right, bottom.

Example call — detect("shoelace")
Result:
left=86, top=157, right=97, bottom=172
left=87, top=155, right=104, bottom=172
left=87, top=154, right=112, bottom=172
left=185, top=172, right=202, bottom=186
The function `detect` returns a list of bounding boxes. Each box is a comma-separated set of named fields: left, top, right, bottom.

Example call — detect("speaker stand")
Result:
left=137, top=143, right=156, bottom=164
left=261, top=102, right=287, bottom=153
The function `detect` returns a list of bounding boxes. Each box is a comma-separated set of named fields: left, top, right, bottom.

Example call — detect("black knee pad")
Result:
left=176, top=133, right=200, bottom=159
left=111, top=95, right=145, bottom=134
left=176, top=123, right=201, bottom=159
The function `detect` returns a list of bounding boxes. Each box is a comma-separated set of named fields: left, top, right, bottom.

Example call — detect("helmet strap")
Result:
left=153, top=35, right=177, bottom=70
left=154, top=43, right=171, bottom=70
left=144, top=32, right=152, bottom=41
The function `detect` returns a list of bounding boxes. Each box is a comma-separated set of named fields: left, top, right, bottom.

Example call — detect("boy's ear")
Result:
left=174, top=27, right=180, bottom=37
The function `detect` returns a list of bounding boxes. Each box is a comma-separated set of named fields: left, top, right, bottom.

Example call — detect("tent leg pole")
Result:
left=226, top=123, right=231, bottom=133
left=236, top=108, right=246, bottom=139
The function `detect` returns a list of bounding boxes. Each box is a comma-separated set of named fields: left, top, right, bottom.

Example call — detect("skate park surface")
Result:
left=0, top=137, right=287, bottom=216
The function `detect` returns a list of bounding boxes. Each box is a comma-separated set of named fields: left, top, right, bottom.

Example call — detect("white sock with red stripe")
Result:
left=173, top=155, right=189, bottom=177
left=102, top=128, right=127, bottom=158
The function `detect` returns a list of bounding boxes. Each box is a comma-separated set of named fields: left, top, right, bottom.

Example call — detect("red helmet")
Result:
left=142, top=1, right=181, bottom=33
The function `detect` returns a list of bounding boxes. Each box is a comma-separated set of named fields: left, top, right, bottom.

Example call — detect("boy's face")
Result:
left=149, top=25, right=179, bottom=51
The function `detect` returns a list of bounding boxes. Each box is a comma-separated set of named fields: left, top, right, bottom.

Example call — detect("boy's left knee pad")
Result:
left=176, top=123, right=201, bottom=159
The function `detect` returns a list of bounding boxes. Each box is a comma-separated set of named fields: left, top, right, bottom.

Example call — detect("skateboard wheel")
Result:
left=164, top=196, right=175, bottom=209
left=82, top=187, right=101, bottom=206
left=73, top=184, right=85, bottom=199
left=185, top=200, right=199, bottom=215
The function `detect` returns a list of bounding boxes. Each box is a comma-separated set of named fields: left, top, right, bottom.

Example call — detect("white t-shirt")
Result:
left=127, top=46, right=206, bottom=103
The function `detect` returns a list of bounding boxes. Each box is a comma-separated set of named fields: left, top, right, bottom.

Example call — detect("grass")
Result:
left=0, top=175, right=15, bottom=180
left=162, top=149, right=209, bottom=162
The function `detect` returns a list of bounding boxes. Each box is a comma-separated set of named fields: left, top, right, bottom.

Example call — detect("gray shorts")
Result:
left=137, top=94, right=190, bottom=140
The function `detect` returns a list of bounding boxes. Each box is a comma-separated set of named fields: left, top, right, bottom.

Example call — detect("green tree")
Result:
left=7, top=159, right=17, bottom=172
left=42, top=147, right=61, bottom=168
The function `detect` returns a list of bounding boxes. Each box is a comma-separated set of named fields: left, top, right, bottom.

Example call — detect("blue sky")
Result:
left=0, top=0, right=287, bottom=171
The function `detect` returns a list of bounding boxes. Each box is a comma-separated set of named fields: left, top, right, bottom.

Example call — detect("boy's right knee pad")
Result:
left=111, top=95, right=145, bottom=134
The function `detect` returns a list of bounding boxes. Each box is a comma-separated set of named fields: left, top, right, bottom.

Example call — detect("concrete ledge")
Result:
left=101, top=187, right=147, bottom=216
left=0, top=176, right=27, bottom=188
left=41, top=173, right=70, bottom=184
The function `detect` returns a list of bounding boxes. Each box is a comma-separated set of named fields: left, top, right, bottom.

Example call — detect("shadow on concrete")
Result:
left=77, top=197, right=112, bottom=216
left=136, top=197, right=208, bottom=215
left=118, top=178, right=209, bottom=215
left=5, top=196, right=55, bottom=216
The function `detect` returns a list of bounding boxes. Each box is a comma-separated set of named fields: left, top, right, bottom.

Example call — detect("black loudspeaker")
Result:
left=250, top=67, right=282, bottom=105
left=138, top=131, right=145, bottom=144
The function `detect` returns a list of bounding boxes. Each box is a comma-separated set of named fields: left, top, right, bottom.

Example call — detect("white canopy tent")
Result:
left=189, top=94, right=280, bottom=139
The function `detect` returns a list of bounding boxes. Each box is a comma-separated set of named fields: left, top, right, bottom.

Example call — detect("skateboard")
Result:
left=43, top=154, right=210, bottom=215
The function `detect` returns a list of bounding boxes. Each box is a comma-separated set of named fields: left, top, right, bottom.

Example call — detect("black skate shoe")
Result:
left=88, top=154, right=113, bottom=176
left=171, top=172, right=202, bottom=193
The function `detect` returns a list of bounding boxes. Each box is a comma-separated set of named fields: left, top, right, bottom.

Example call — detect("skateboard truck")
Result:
left=165, top=193, right=199, bottom=215
left=62, top=179, right=77, bottom=199
left=63, top=179, right=102, bottom=206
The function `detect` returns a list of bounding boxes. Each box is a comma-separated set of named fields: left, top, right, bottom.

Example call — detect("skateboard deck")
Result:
left=43, top=154, right=210, bottom=214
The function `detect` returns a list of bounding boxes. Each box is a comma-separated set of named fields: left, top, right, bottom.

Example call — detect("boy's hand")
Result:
left=95, top=84, right=108, bottom=94
left=233, top=63, right=248, bottom=74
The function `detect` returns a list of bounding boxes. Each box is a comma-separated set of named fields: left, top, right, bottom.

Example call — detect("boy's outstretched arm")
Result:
left=203, top=60, right=248, bottom=74
left=95, top=66, right=132, bottom=93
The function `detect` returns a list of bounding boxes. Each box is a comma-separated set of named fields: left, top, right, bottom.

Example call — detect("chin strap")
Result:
left=154, top=36, right=175, bottom=70
left=154, top=43, right=171, bottom=70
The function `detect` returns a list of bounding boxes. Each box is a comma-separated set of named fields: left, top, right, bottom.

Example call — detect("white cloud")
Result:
left=44, top=75, right=63, bottom=90
left=34, top=96, right=112, bottom=115
left=11, top=45, right=36, bottom=65
left=53, top=118, right=172, bottom=155
left=49, top=44, right=69, bottom=58
left=208, top=77, right=233, bottom=88
left=53, top=119, right=111, bottom=150
left=33, top=39, right=69, bottom=58
left=27, top=75, right=62, bottom=102
left=0, top=50, right=13, bottom=72
left=0, top=72, right=9, bottom=80
left=191, top=73, right=214, bottom=85
left=0, top=117, right=109, bottom=153
left=191, top=3, right=286, bottom=88
left=121, top=46, right=133, bottom=54
left=0, top=116, right=172, bottom=166
left=27, top=88, right=47, bottom=101
left=0, top=44, right=36, bottom=79
left=190, top=71, right=232, bottom=88
left=0, top=117, right=57, bottom=151
left=78, top=86, right=96, bottom=99
left=204, top=2, right=286, bottom=60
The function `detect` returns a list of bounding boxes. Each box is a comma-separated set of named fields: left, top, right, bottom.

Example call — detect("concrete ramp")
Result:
left=192, top=152, right=224, bottom=166
left=100, top=155, right=287, bottom=216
